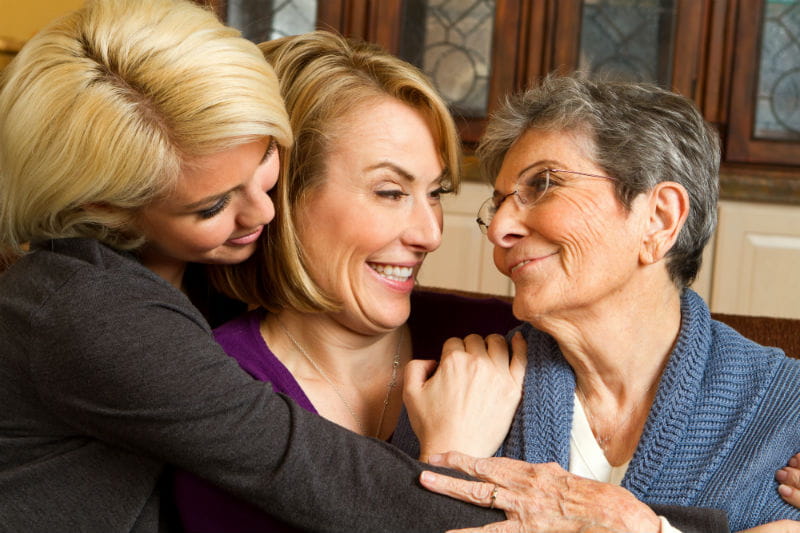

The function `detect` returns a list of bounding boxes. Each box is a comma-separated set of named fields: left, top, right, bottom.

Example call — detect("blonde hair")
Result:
left=0, top=0, right=291, bottom=253
left=211, top=30, right=461, bottom=313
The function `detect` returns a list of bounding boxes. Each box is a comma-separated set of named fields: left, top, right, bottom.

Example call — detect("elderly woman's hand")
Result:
left=777, top=453, right=800, bottom=509
left=403, top=332, right=526, bottom=461
left=737, top=520, right=800, bottom=533
left=419, top=451, right=661, bottom=533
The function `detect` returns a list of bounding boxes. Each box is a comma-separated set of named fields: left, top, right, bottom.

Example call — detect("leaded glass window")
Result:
left=399, top=0, right=496, bottom=118
left=754, top=0, right=800, bottom=140
left=578, top=0, right=677, bottom=86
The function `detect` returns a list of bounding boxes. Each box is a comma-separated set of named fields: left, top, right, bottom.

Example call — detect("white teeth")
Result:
left=511, top=260, right=531, bottom=273
left=369, top=263, right=413, bottom=281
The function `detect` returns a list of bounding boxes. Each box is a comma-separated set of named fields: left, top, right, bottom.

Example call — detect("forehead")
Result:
left=323, top=96, right=444, bottom=176
left=496, top=129, right=595, bottom=185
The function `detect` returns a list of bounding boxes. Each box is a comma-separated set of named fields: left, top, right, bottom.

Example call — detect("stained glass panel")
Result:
left=399, top=0, right=495, bottom=117
left=754, top=0, right=800, bottom=140
left=578, top=0, right=676, bottom=86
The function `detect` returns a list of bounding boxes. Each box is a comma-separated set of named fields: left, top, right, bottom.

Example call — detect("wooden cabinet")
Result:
left=710, top=200, right=800, bottom=319
left=206, top=0, right=800, bottom=168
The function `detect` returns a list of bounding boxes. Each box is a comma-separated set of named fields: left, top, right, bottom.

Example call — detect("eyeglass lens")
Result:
left=476, top=169, right=551, bottom=232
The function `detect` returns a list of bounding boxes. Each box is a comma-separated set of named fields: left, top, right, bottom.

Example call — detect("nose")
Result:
left=487, top=193, right=528, bottom=248
left=237, top=188, right=275, bottom=229
left=403, top=199, right=443, bottom=252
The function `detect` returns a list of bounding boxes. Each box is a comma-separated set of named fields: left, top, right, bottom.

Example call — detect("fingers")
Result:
left=427, top=450, right=482, bottom=478
left=484, top=333, right=510, bottom=366
left=419, top=470, right=504, bottom=510
left=442, top=336, right=467, bottom=354
left=427, top=451, right=559, bottom=491
left=402, top=359, right=438, bottom=392
left=509, top=331, right=528, bottom=383
left=444, top=521, right=516, bottom=533
left=777, top=455, right=800, bottom=508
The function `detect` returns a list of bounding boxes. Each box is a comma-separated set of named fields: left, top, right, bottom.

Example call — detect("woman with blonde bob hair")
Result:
left=173, top=32, right=733, bottom=533
left=174, top=30, right=527, bottom=532
left=0, top=3, right=522, bottom=531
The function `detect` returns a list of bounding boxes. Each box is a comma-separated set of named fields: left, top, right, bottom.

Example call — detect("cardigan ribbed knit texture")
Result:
left=500, top=289, right=800, bottom=531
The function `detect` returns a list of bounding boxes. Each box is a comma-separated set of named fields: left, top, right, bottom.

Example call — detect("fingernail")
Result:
left=420, top=471, right=436, bottom=485
left=427, top=454, right=443, bottom=465
left=791, top=457, right=799, bottom=468
left=776, top=469, right=788, bottom=482
left=779, top=484, right=793, bottom=497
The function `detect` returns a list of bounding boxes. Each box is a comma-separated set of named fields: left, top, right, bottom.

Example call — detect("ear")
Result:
left=639, top=181, right=689, bottom=265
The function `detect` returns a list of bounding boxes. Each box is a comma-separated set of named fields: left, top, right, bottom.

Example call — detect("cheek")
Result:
left=540, top=195, right=620, bottom=273
left=181, top=219, right=236, bottom=252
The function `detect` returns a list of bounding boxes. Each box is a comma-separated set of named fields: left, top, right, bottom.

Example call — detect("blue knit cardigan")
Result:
left=499, top=289, right=800, bottom=531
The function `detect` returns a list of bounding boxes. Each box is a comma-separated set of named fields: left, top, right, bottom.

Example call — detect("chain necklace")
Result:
left=277, top=319, right=403, bottom=438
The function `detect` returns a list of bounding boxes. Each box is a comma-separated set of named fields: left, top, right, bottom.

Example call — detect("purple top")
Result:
left=173, top=289, right=520, bottom=532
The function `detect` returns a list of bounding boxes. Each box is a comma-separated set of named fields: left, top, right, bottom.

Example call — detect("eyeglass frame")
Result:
left=475, top=168, right=616, bottom=234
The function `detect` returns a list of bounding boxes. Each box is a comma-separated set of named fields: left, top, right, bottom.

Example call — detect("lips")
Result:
left=508, top=251, right=558, bottom=274
left=227, top=226, right=263, bottom=246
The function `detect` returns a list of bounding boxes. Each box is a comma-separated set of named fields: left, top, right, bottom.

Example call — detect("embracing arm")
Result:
left=24, top=264, right=510, bottom=532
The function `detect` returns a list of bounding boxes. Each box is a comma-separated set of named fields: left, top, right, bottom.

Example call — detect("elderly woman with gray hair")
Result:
left=406, top=76, right=800, bottom=533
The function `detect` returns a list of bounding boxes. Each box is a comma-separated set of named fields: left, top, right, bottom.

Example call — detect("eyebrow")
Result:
left=365, top=161, right=448, bottom=183
left=493, top=158, right=559, bottom=197
left=516, top=159, right=559, bottom=180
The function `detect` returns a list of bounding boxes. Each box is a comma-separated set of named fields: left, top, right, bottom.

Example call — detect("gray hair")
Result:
left=478, top=75, right=720, bottom=288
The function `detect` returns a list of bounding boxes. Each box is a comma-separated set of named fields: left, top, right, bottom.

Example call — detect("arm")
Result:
left=23, top=265, right=506, bottom=533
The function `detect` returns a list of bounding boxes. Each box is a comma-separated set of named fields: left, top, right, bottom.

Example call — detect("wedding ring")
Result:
left=489, top=485, right=499, bottom=509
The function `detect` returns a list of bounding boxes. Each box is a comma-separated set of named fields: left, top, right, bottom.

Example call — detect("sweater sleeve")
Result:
left=24, top=264, right=505, bottom=532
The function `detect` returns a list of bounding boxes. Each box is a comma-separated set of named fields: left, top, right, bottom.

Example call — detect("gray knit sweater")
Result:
left=501, top=289, right=800, bottom=531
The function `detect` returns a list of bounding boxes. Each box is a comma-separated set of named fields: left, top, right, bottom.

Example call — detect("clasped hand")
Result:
left=403, top=331, right=527, bottom=461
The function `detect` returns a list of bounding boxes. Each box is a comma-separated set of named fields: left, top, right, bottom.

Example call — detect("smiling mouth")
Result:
left=368, top=263, right=414, bottom=282
left=510, top=251, right=558, bottom=274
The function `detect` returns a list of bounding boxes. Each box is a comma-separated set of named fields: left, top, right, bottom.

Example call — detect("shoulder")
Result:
left=213, top=309, right=264, bottom=353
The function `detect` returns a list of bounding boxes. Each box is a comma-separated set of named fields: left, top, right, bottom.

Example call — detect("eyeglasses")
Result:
left=475, top=168, right=616, bottom=234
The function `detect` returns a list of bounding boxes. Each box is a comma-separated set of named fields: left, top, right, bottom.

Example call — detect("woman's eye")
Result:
left=264, top=138, right=278, bottom=160
left=376, top=190, right=408, bottom=200
left=198, top=195, right=231, bottom=219
left=429, top=186, right=453, bottom=200
left=529, top=172, right=550, bottom=192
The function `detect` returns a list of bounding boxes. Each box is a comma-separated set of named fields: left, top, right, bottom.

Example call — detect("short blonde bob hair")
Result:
left=211, top=31, right=461, bottom=313
left=0, top=0, right=291, bottom=253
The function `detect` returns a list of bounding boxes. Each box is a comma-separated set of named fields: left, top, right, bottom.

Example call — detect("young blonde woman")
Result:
left=0, top=3, right=511, bottom=531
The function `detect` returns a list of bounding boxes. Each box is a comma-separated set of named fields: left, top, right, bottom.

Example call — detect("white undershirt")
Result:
left=570, top=393, right=681, bottom=533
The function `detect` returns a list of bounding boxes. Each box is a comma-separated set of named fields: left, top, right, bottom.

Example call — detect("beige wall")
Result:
left=1, top=0, right=84, bottom=68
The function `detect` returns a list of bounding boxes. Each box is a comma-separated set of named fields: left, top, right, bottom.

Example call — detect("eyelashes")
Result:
left=198, top=194, right=231, bottom=219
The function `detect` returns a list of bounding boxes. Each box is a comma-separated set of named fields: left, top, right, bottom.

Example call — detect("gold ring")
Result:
left=489, top=485, right=499, bottom=509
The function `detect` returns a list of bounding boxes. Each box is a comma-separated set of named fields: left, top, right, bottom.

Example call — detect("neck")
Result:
left=262, top=309, right=410, bottom=439
left=268, top=310, right=407, bottom=380
left=537, top=279, right=682, bottom=465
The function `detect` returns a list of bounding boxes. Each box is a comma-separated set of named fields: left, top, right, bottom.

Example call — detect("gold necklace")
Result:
left=277, top=319, right=402, bottom=438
